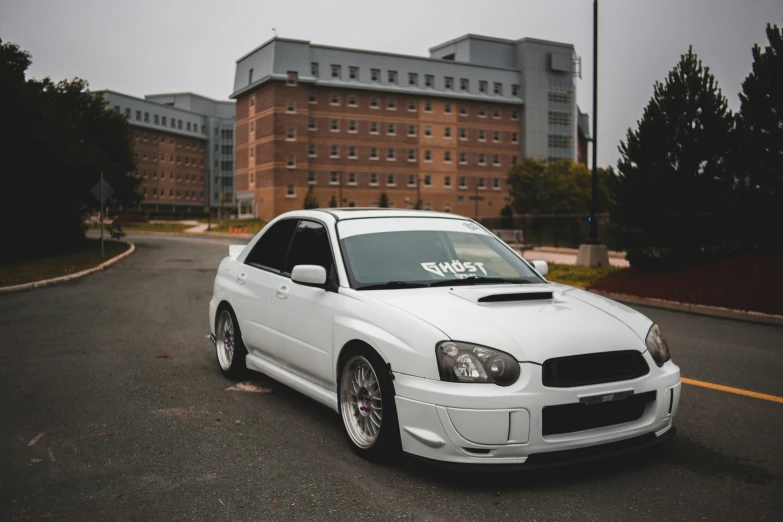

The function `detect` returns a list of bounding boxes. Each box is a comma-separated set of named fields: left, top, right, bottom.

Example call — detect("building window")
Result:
left=370, top=147, right=378, bottom=159
left=286, top=101, right=296, bottom=113
left=308, top=91, right=317, bottom=103
left=370, top=173, right=378, bottom=186
left=424, top=203, right=432, bottom=210
left=387, top=148, right=396, bottom=160
left=424, top=101, right=432, bottom=112
left=387, top=97, right=396, bottom=110
left=459, top=176, right=467, bottom=189
left=444, top=127, right=451, bottom=138
left=125, top=108, right=131, bottom=118
left=348, top=146, right=357, bottom=159
left=478, top=129, right=486, bottom=142
left=349, top=66, right=358, bottom=80
left=287, top=156, right=296, bottom=168
left=287, top=127, right=296, bottom=140
left=424, top=175, right=432, bottom=187
left=311, top=62, right=319, bottom=76
left=493, top=82, right=502, bottom=95
left=444, top=202, right=451, bottom=213
left=511, top=109, right=519, bottom=120
left=424, top=125, right=432, bottom=137
left=408, top=72, right=418, bottom=86
left=511, top=132, right=518, bottom=143
left=308, top=117, right=317, bottom=130
left=444, top=103, right=452, bottom=114
left=308, top=171, right=317, bottom=184
left=493, top=130, right=500, bottom=143
left=331, top=93, right=340, bottom=105
left=308, top=143, right=316, bottom=157
left=370, top=121, right=379, bottom=134
left=161, top=116, right=166, bottom=126
left=445, top=77, right=454, bottom=90
left=444, top=175, right=452, bottom=187
left=493, top=107, right=501, bottom=119
left=154, top=114, right=159, bottom=124
left=330, top=145, right=340, bottom=158
left=460, top=78, right=469, bottom=91
left=287, top=71, right=298, bottom=85
left=370, top=96, right=378, bottom=108
left=371, top=68, right=380, bottom=82
left=135, top=110, right=141, bottom=121
left=444, top=151, right=452, bottom=163
left=407, top=174, right=416, bottom=187
left=459, top=105, right=467, bottom=116
left=348, top=120, right=357, bottom=133
left=512, top=84, right=520, bottom=96
left=387, top=123, right=396, bottom=136
left=347, top=172, right=357, bottom=185
left=493, top=154, right=500, bottom=166
left=478, top=154, right=486, bottom=166
left=249, top=96, right=255, bottom=109
left=478, top=177, right=486, bottom=189
left=478, top=107, right=486, bottom=118
left=408, top=149, right=416, bottom=162
left=331, top=64, right=341, bottom=79
left=407, top=124, right=416, bottom=137
left=493, top=178, right=501, bottom=190
left=388, top=70, right=397, bottom=84
left=330, top=171, right=340, bottom=185
left=287, top=184, right=295, bottom=197
left=459, top=152, right=467, bottom=164
left=186, top=121, right=190, bottom=130
left=424, top=74, right=434, bottom=88
left=408, top=99, right=417, bottom=112
left=330, top=119, right=339, bottom=132
left=479, top=81, right=488, bottom=93
left=177, top=120, right=183, bottom=129
left=250, top=121, right=255, bottom=134
left=348, top=94, right=357, bottom=107
left=424, top=150, right=432, bottom=162
left=387, top=174, right=395, bottom=186
left=512, top=155, right=518, bottom=165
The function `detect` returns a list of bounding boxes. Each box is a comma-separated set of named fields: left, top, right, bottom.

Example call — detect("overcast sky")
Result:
left=2, top=0, right=779, bottom=166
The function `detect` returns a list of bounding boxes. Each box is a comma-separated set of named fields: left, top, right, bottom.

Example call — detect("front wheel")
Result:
left=215, top=308, right=247, bottom=379
left=338, top=348, right=400, bottom=461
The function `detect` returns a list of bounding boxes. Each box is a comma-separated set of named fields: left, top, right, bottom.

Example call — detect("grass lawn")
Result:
left=88, top=222, right=192, bottom=233
left=0, top=239, right=130, bottom=288
left=200, top=219, right=267, bottom=234
left=546, top=263, right=620, bottom=288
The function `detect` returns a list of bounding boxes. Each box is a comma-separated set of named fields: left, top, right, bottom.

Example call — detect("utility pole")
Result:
left=100, top=171, right=104, bottom=258
left=416, top=175, right=421, bottom=210
left=339, top=171, right=343, bottom=207
left=589, top=0, right=599, bottom=243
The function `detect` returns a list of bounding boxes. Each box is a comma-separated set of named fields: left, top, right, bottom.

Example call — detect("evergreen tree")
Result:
left=328, top=193, right=338, bottom=208
left=378, top=192, right=390, bottom=208
left=303, top=186, right=319, bottom=209
left=615, top=47, right=735, bottom=266
left=735, top=21, right=782, bottom=249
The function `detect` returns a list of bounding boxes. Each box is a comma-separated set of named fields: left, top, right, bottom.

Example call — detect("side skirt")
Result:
left=245, top=353, right=339, bottom=412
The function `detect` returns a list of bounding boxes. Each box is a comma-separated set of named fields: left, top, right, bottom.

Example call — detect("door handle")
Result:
left=276, top=284, right=289, bottom=299
left=237, top=272, right=247, bottom=285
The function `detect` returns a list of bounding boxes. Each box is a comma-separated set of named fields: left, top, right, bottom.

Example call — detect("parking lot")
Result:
left=1, top=235, right=781, bottom=521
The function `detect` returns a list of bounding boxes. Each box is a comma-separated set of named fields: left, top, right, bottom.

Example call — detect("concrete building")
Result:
left=101, top=91, right=236, bottom=217
left=230, top=34, right=588, bottom=221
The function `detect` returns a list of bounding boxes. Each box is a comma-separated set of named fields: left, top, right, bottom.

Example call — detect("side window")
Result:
left=245, top=219, right=299, bottom=272
left=284, top=220, right=334, bottom=274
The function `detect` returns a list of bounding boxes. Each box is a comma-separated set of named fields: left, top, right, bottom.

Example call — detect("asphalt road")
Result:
left=1, top=235, right=781, bottom=521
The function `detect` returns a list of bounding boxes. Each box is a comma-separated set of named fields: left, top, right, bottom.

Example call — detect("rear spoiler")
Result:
left=229, top=245, right=246, bottom=259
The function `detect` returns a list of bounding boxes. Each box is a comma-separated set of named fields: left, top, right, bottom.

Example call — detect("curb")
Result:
left=589, top=290, right=783, bottom=327
left=0, top=242, right=136, bottom=295
left=530, top=246, right=627, bottom=259
left=108, top=230, right=254, bottom=240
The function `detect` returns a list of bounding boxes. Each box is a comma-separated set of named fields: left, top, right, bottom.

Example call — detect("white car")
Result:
left=209, top=209, right=681, bottom=468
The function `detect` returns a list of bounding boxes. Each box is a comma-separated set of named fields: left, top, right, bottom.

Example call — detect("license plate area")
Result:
left=542, top=391, right=657, bottom=436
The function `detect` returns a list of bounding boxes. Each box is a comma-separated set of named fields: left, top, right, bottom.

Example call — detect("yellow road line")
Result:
left=682, top=377, right=783, bottom=404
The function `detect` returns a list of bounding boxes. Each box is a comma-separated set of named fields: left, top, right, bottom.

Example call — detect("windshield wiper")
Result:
left=428, top=277, right=532, bottom=287
left=356, top=281, right=429, bottom=290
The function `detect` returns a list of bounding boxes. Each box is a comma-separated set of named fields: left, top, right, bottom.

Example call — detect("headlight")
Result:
left=436, top=341, right=520, bottom=386
left=645, top=324, right=671, bottom=366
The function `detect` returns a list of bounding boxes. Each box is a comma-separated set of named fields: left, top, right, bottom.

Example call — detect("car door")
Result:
left=231, top=218, right=298, bottom=364
left=275, top=220, right=339, bottom=390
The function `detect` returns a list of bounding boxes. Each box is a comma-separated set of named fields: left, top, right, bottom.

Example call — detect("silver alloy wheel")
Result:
left=340, top=355, right=383, bottom=449
left=216, top=310, right=234, bottom=371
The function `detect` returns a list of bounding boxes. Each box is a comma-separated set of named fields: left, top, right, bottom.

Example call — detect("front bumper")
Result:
left=393, top=355, right=681, bottom=466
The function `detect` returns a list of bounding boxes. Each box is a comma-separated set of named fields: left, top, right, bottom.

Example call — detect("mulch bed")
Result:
left=591, top=251, right=783, bottom=316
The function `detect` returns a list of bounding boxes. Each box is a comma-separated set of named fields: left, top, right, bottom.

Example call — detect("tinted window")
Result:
left=284, top=220, right=334, bottom=274
left=245, top=219, right=298, bottom=271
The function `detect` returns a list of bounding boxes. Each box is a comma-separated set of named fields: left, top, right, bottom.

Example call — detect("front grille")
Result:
left=542, top=350, right=649, bottom=388
left=542, top=391, right=656, bottom=436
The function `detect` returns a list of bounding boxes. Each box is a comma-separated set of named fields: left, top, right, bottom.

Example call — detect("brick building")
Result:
left=231, top=34, right=589, bottom=221
left=101, top=91, right=236, bottom=217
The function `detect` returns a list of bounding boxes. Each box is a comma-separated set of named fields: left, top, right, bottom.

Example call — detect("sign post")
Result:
left=91, top=174, right=115, bottom=258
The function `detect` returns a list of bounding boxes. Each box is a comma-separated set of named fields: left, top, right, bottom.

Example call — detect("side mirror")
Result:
left=531, top=260, right=548, bottom=277
left=291, top=265, right=327, bottom=287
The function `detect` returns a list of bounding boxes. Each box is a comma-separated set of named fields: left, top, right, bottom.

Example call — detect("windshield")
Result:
left=337, top=218, right=544, bottom=289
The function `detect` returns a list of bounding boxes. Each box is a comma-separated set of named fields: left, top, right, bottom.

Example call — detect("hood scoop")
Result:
left=478, top=291, right=554, bottom=303
left=448, top=285, right=555, bottom=304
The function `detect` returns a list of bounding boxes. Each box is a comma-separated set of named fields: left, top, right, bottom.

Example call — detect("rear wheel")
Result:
left=215, top=308, right=247, bottom=379
left=338, top=346, right=400, bottom=460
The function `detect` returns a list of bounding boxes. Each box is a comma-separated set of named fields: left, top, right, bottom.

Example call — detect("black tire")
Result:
left=337, top=344, right=401, bottom=461
left=214, top=306, right=248, bottom=380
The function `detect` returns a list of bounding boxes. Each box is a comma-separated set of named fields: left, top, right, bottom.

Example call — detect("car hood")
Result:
left=365, top=283, right=652, bottom=364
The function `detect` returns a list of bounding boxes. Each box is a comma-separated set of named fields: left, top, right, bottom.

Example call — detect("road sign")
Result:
left=91, top=179, right=114, bottom=203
